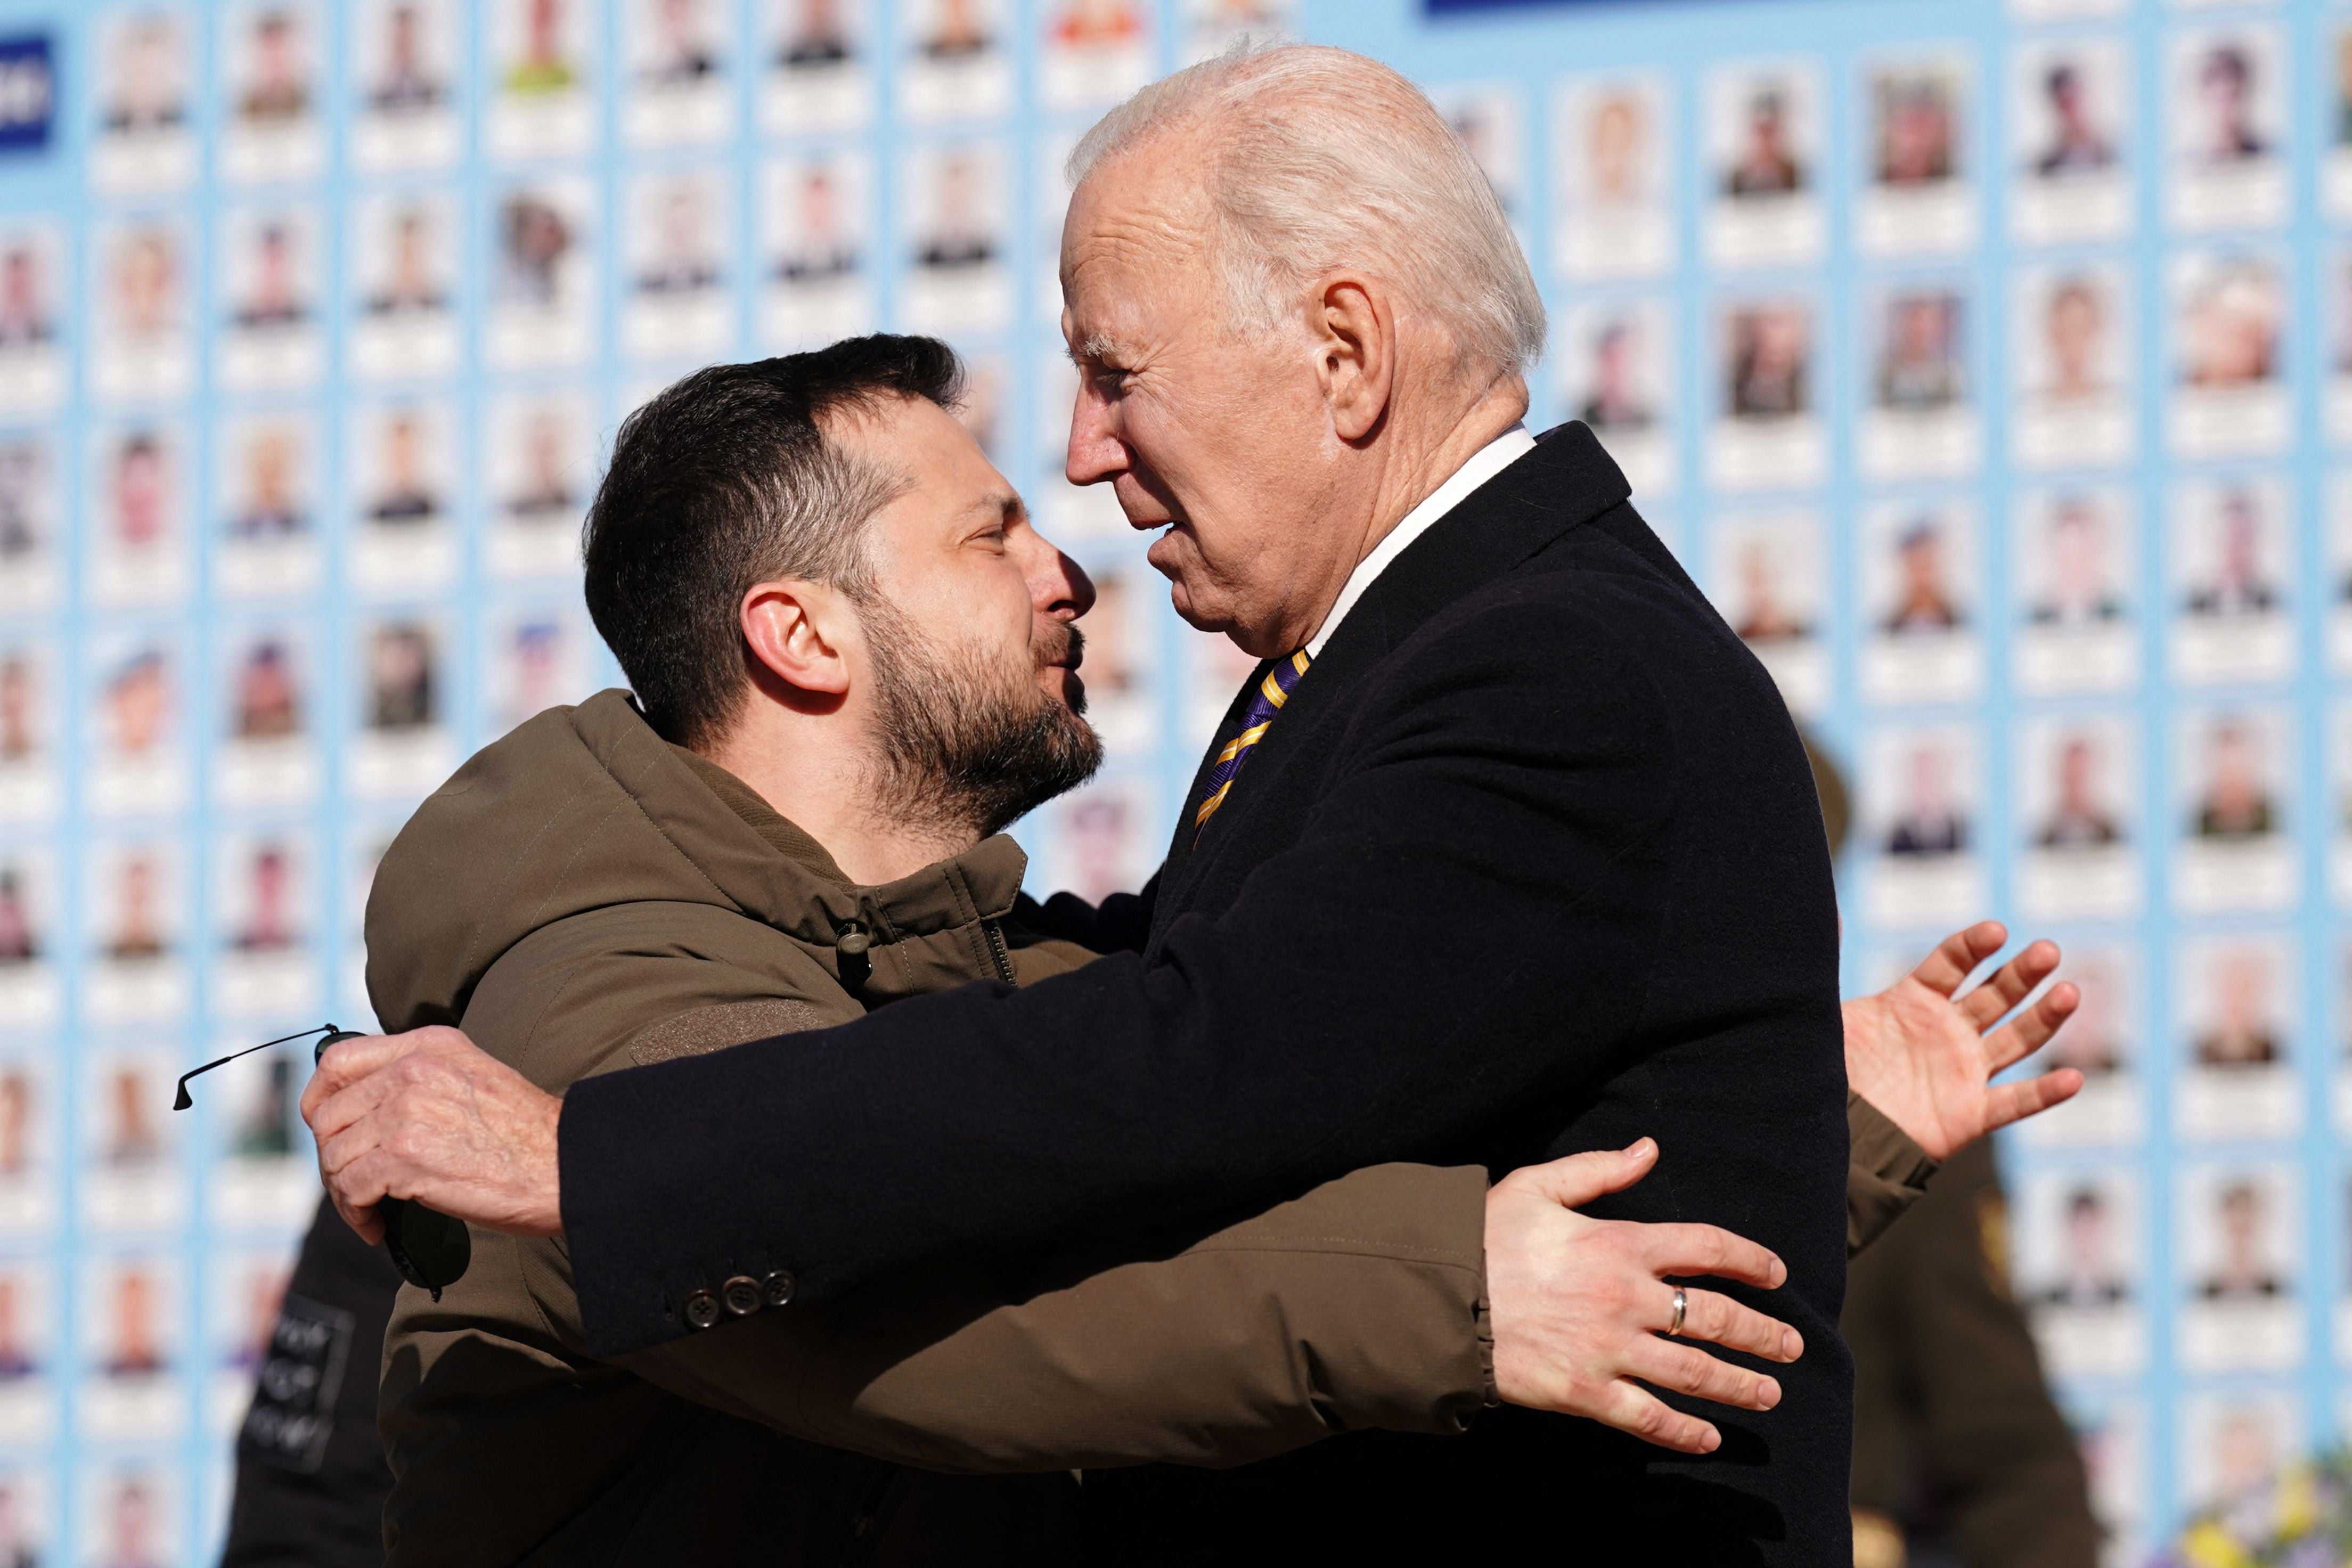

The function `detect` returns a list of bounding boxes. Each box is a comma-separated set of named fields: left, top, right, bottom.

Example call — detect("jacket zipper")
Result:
left=983, top=918, right=1015, bottom=984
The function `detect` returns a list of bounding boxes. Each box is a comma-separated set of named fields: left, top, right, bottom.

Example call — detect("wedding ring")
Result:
left=1667, top=1287, right=1687, bottom=1337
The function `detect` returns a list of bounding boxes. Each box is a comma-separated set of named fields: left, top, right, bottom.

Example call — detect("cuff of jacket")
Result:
left=1847, top=1090, right=1939, bottom=1259
left=1476, top=1285, right=1499, bottom=1408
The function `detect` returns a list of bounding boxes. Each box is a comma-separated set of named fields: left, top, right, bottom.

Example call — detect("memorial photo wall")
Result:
left=0, top=0, right=2333, bottom=1557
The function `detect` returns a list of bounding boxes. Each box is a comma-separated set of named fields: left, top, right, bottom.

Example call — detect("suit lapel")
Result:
left=1154, top=424, right=1632, bottom=919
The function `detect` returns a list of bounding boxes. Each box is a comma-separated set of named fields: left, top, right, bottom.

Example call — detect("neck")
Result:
left=1294, top=372, right=1529, bottom=651
left=701, top=707, right=976, bottom=886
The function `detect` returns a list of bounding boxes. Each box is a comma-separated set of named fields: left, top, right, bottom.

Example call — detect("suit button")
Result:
left=721, top=1276, right=763, bottom=1317
left=683, top=1289, right=721, bottom=1330
left=763, top=1270, right=796, bottom=1308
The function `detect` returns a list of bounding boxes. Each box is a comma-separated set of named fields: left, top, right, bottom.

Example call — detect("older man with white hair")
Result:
left=307, top=43, right=2080, bottom=1559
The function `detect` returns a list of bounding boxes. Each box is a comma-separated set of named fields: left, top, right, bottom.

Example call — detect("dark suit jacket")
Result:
left=560, top=424, right=1851, bottom=1559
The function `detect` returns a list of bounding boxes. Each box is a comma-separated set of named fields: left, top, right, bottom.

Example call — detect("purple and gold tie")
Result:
left=1194, top=649, right=1311, bottom=839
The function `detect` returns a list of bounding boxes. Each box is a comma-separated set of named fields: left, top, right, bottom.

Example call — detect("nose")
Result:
left=1018, top=528, right=1095, bottom=623
left=1065, top=376, right=1126, bottom=489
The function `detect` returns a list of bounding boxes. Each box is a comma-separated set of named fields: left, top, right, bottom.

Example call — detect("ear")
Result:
left=741, top=579, right=853, bottom=699
left=1312, top=275, right=1395, bottom=444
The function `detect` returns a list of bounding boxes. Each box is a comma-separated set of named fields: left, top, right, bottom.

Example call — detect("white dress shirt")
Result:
left=1303, top=422, right=1538, bottom=659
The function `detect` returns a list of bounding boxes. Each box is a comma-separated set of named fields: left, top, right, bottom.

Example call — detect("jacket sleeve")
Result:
left=1846, top=1092, right=1939, bottom=1258
left=609, top=1162, right=1492, bottom=1473
left=457, top=917, right=1495, bottom=1469
left=564, top=592, right=1718, bottom=1357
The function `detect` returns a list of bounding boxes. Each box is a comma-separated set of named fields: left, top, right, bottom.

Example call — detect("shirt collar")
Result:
left=1303, top=422, right=1538, bottom=659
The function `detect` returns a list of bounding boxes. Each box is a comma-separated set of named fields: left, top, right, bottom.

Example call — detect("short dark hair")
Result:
left=582, top=334, right=965, bottom=748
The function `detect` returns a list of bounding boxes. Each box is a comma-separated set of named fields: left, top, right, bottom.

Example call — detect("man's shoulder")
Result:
left=463, top=901, right=853, bottom=1093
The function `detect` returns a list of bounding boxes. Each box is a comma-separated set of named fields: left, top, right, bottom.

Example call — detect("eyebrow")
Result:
left=1069, top=330, right=1130, bottom=364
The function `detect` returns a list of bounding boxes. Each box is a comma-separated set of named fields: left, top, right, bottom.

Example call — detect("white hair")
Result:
left=1068, top=43, right=1546, bottom=383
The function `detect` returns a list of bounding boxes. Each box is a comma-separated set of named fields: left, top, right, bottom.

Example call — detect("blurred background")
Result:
left=0, top=0, right=2339, bottom=1558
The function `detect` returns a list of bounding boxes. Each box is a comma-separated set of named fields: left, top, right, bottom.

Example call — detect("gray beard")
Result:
left=858, top=598, right=1104, bottom=844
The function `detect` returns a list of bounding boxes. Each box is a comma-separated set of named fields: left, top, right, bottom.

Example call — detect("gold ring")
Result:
left=1668, top=1287, right=1687, bottom=1337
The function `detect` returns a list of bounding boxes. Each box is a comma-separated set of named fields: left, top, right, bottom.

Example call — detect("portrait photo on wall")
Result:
left=88, top=423, right=186, bottom=610
left=1861, top=498, right=1981, bottom=705
left=489, top=390, right=593, bottom=578
left=1708, top=509, right=1826, bottom=715
left=1862, top=282, right=1978, bottom=480
left=1430, top=81, right=1526, bottom=231
left=0, top=436, right=55, bottom=618
left=0, top=1262, right=52, bottom=1444
left=92, top=7, right=196, bottom=194
left=1185, top=0, right=1293, bottom=64
left=2169, top=473, right=2292, bottom=687
left=1704, top=59, right=1824, bottom=268
left=0, top=1055, right=48, bottom=1236
left=761, top=149, right=873, bottom=348
left=1551, top=74, right=1672, bottom=282
left=625, top=0, right=733, bottom=148
left=2177, top=706, right=2296, bottom=914
left=1710, top=296, right=1824, bottom=491
left=486, top=602, right=594, bottom=736
left=1863, top=723, right=1988, bottom=930
left=80, top=1471, right=174, bottom=1568
left=2325, top=250, right=2352, bottom=447
left=491, top=176, right=597, bottom=370
left=2330, top=704, right=2352, bottom=909
left=220, top=1, right=326, bottom=184
left=0, top=645, right=51, bottom=827
left=1858, top=53, right=1974, bottom=257
left=2016, top=713, right=2139, bottom=922
left=2168, top=24, right=2288, bottom=232
left=902, top=0, right=1011, bottom=124
left=1041, top=0, right=1155, bottom=114
left=901, top=140, right=1012, bottom=335
left=2178, top=1163, right=2301, bottom=1373
left=2010, top=34, right=2129, bottom=245
left=80, top=1050, right=179, bottom=1234
left=1554, top=299, right=1672, bottom=496
left=84, top=842, right=185, bottom=1032
left=2171, top=249, right=2289, bottom=459
left=2013, top=261, right=2132, bottom=471
left=218, top=206, right=325, bottom=392
left=217, top=624, right=318, bottom=810
left=2014, top=485, right=2136, bottom=696
left=353, top=0, right=461, bottom=172
left=489, top=0, right=598, bottom=159
left=351, top=190, right=461, bottom=381
left=88, top=632, right=183, bottom=821
left=77, top=1256, right=182, bottom=1443
left=350, top=400, right=457, bottom=593
left=215, top=411, right=321, bottom=600
left=89, top=215, right=191, bottom=404
left=2015, top=944, right=2142, bottom=1150
left=0, top=853, right=56, bottom=1033
left=353, top=615, right=456, bottom=801
left=2016, top=1167, right=2144, bottom=1377
left=762, top=0, right=872, bottom=134
left=624, top=165, right=732, bottom=360
left=0, top=226, right=63, bottom=415
left=2180, top=935, right=2297, bottom=1122
left=210, top=1250, right=293, bottom=1387
left=211, top=830, right=317, bottom=1024
left=2181, top=1394, right=2298, bottom=1516
left=1040, top=777, right=1156, bottom=910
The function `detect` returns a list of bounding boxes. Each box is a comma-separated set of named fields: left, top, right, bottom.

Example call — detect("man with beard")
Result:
left=360, top=337, right=1815, bottom=1563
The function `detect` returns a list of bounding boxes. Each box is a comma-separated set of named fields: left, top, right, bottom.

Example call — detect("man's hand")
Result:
left=300, top=1026, right=564, bottom=1244
left=1485, top=1139, right=1802, bottom=1455
left=1844, top=921, right=2085, bottom=1163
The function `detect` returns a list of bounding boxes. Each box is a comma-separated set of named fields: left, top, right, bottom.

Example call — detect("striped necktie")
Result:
left=1194, top=649, right=1311, bottom=838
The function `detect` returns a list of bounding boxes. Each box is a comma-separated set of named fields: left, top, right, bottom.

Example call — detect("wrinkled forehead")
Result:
left=1060, top=150, right=1216, bottom=329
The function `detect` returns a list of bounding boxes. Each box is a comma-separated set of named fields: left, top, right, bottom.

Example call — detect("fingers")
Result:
left=299, top=1029, right=428, bottom=1126
left=1635, top=1222, right=1787, bottom=1291
left=1667, top=1286, right=1803, bottom=1363
left=1627, top=1336, right=1783, bottom=1415
left=1506, top=1138, right=1659, bottom=1211
left=1593, top=1379, right=1722, bottom=1456
left=1909, top=920, right=2007, bottom=999
left=1958, top=939, right=2061, bottom=1032
left=1983, top=981, right=2080, bottom=1073
left=1981, top=1068, right=2086, bottom=1134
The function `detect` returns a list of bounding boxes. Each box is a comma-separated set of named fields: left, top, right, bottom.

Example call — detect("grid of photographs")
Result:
left=0, top=1, right=1296, bottom=1558
left=9, top=0, right=2352, bottom=1558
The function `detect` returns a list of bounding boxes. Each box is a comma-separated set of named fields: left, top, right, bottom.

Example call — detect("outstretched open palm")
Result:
left=1844, top=921, right=2085, bottom=1162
